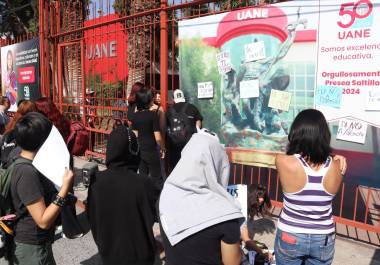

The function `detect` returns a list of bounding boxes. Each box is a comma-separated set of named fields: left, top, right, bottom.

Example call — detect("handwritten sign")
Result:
left=365, top=87, right=380, bottom=110
left=244, top=41, right=266, bottom=62
left=315, top=85, right=343, bottom=109
left=240, top=79, right=259, bottom=99
left=216, top=51, right=232, bottom=74
left=268, top=89, right=292, bottom=111
left=227, top=184, right=247, bottom=219
left=197, top=82, right=214, bottom=99
left=336, top=118, right=368, bottom=144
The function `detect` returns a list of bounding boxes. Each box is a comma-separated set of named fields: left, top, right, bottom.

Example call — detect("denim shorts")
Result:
left=274, top=229, right=335, bottom=265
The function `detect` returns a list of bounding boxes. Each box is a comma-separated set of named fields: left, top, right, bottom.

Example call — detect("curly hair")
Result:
left=4, top=100, right=38, bottom=135
left=247, top=184, right=272, bottom=219
left=35, top=97, right=71, bottom=141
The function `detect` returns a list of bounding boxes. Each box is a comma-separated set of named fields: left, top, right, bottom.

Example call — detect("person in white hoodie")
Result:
left=159, top=129, right=244, bottom=265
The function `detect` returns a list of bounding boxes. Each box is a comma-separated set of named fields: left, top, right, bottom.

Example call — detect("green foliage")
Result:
left=179, top=37, right=222, bottom=134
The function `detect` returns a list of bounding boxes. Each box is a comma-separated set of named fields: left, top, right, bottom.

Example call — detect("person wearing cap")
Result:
left=167, top=89, right=203, bottom=172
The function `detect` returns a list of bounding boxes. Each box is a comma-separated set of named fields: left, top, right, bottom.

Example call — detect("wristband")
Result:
left=52, top=194, right=66, bottom=207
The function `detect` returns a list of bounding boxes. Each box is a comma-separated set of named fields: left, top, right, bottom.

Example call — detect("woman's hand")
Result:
left=160, top=149, right=166, bottom=159
left=59, top=169, right=74, bottom=197
left=333, top=155, right=347, bottom=175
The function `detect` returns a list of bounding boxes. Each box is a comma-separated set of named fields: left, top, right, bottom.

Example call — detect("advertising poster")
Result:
left=316, top=0, right=380, bottom=187
left=179, top=1, right=319, bottom=168
left=1, top=38, right=40, bottom=111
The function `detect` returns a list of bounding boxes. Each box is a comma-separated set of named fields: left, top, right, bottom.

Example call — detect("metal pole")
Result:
left=39, top=0, right=45, bottom=96
left=160, top=0, right=168, bottom=111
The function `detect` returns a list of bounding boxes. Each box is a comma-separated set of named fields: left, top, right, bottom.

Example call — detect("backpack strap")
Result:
left=3, top=157, right=33, bottom=193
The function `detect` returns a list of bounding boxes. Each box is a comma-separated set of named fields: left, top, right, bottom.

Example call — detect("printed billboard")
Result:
left=178, top=0, right=380, bottom=188
left=1, top=38, right=40, bottom=111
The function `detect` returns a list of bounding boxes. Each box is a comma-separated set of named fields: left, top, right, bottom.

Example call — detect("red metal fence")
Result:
left=2, top=0, right=378, bottom=243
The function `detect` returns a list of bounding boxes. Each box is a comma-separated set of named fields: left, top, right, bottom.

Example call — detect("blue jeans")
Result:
left=274, top=229, right=335, bottom=265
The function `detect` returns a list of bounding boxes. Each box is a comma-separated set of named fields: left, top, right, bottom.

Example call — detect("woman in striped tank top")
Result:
left=274, top=109, right=345, bottom=265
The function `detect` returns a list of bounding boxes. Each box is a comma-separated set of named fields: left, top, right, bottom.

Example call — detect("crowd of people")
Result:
left=0, top=82, right=348, bottom=265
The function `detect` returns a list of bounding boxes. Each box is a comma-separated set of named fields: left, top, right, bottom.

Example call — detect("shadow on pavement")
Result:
left=370, top=249, right=380, bottom=265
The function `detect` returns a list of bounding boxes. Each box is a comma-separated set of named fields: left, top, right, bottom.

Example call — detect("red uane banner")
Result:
left=84, top=14, right=128, bottom=83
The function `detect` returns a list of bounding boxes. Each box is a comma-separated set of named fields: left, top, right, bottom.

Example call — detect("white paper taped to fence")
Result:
left=33, top=126, right=70, bottom=187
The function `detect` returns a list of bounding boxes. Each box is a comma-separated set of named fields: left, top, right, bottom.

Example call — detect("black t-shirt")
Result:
left=10, top=161, right=57, bottom=245
left=161, top=219, right=241, bottom=265
left=172, top=102, right=203, bottom=131
left=132, top=110, right=160, bottom=152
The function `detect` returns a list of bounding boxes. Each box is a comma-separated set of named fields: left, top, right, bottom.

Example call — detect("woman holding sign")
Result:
left=9, top=112, right=74, bottom=265
left=275, top=109, right=345, bottom=265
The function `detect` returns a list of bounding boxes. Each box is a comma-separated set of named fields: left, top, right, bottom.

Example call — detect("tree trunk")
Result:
left=60, top=0, right=84, bottom=107
left=125, top=0, right=158, bottom=98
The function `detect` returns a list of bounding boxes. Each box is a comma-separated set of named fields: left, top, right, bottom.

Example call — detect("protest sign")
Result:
left=336, top=118, right=368, bottom=144
left=268, top=89, right=292, bottom=111
left=240, top=79, right=259, bottom=99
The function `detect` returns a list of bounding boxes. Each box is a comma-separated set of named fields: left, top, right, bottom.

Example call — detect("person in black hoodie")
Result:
left=87, top=124, right=157, bottom=265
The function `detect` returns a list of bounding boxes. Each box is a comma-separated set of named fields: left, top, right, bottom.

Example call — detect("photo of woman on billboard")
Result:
left=5, top=50, right=17, bottom=106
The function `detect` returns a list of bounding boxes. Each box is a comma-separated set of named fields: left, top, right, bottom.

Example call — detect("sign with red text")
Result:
left=1, top=38, right=40, bottom=111
left=316, top=0, right=380, bottom=128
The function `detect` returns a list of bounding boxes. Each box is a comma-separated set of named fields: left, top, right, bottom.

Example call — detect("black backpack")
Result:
left=0, top=132, right=21, bottom=169
left=0, top=157, right=32, bottom=258
left=167, top=103, right=193, bottom=146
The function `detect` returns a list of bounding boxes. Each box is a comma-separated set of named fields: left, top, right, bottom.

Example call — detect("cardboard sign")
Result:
left=240, top=79, right=259, bottom=99
left=336, top=118, right=368, bottom=144
left=365, top=88, right=380, bottom=111
left=315, top=85, right=343, bottom=109
left=244, top=41, right=266, bottom=62
left=197, top=82, right=214, bottom=99
left=227, top=184, right=247, bottom=219
left=268, top=89, right=292, bottom=111
left=216, top=51, right=232, bottom=74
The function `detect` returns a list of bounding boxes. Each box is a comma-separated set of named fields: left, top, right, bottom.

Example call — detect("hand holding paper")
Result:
left=32, top=126, right=70, bottom=187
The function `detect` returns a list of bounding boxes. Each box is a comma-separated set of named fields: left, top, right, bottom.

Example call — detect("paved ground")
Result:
left=1, top=157, right=379, bottom=265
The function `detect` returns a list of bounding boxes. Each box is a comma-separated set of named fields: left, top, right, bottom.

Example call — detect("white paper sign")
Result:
left=227, top=184, right=247, bottom=219
left=244, top=41, right=266, bottom=62
left=336, top=118, right=368, bottom=144
left=240, top=79, right=259, bottom=99
left=197, top=82, right=214, bottom=99
left=33, top=126, right=70, bottom=187
left=216, top=51, right=232, bottom=74
left=268, top=89, right=292, bottom=111
left=365, top=88, right=380, bottom=111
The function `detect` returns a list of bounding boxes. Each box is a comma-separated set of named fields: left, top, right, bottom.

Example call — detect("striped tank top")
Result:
left=277, top=154, right=335, bottom=234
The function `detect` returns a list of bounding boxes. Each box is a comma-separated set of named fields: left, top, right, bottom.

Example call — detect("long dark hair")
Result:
left=248, top=184, right=271, bottom=219
left=287, top=109, right=331, bottom=164
left=135, top=87, right=153, bottom=111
